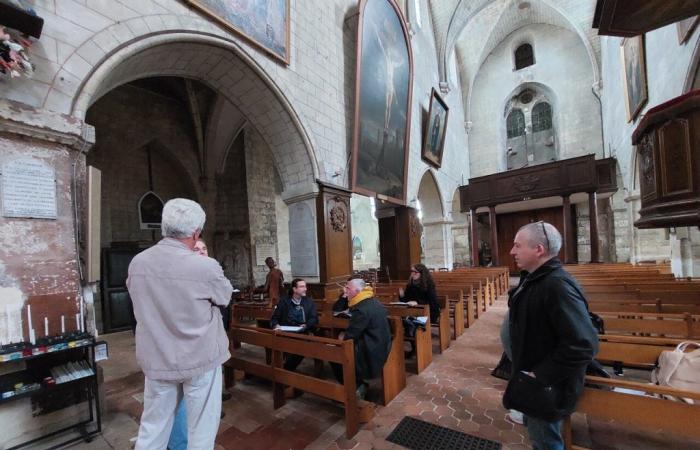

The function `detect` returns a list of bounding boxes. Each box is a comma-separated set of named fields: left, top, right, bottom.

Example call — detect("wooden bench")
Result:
left=596, top=312, right=700, bottom=339
left=563, top=376, right=700, bottom=450
left=228, top=325, right=373, bottom=438
left=596, top=334, right=683, bottom=369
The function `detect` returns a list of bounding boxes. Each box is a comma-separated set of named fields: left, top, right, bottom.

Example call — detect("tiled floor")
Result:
left=61, top=296, right=700, bottom=450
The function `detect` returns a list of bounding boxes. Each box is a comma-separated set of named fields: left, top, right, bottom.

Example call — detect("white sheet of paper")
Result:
left=278, top=325, right=304, bottom=332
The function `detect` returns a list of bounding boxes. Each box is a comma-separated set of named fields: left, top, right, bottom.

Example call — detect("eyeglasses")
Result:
left=537, top=221, right=550, bottom=252
left=410, top=269, right=419, bottom=273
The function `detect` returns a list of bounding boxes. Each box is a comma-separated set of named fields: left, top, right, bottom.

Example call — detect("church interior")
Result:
left=1, top=0, right=700, bottom=448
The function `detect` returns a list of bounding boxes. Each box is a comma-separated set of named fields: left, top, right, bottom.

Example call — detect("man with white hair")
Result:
left=332, top=278, right=391, bottom=399
left=503, top=221, right=598, bottom=450
left=127, top=198, right=233, bottom=450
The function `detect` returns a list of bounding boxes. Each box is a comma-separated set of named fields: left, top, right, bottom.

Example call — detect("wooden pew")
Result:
left=563, top=376, right=700, bottom=450
left=596, top=312, right=700, bottom=339
left=229, top=325, right=372, bottom=438
left=382, top=303, right=434, bottom=373
left=596, top=334, right=683, bottom=369
left=317, top=314, right=406, bottom=405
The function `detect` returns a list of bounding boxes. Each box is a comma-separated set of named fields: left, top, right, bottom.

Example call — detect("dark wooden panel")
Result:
left=395, top=207, right=421, bottom=280
left=316, top=182, right=353, bottom=284
left=633, top=91, right=700, bottom=228
left=496, top=206, right=573, bottom=274
left=379, top=215, right=398, bottom=280
left=459, top=155, right=617, bottom=211
left=593, top=0, right=700, bottom=37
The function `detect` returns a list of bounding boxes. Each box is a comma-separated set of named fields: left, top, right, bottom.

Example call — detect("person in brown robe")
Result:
left=263, top=257, right=284, bottom=305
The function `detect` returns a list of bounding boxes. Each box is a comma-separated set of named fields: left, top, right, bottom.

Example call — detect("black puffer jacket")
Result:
left=344, top=297, right=391, bottom=380
left=507, top=257, right=598, bottom=417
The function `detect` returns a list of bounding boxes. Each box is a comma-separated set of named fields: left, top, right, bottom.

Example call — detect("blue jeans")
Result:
left=167, top=399, right=187, bottom=450
left=525, top=415, right=563, bottom=450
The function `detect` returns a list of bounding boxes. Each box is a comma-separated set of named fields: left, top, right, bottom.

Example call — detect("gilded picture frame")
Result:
left=351, top=0, right=413, bottom=205
left=422, top=88, right=449, bottom=169
left=620, top=35, right=648, bottom=123
left=184, top=0, right=290, bottom=65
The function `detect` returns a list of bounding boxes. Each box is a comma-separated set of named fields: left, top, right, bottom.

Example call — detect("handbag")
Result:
left=503, top=371, right=563, bottom=421
left=651, top=341, right=700, bottom=404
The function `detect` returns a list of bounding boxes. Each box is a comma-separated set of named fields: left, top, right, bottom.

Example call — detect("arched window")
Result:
left=506, top=109, right=526, bottom=138
left=532, top=102, right=552, bottom=132
left=514, top=43, right=534, bottom=70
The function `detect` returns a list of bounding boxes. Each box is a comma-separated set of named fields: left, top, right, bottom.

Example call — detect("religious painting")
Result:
left=351, top=0, right=413, bottom=205
left=422, top=88, right=449, bottom=168
left=620, top=35, right=648, bottom=122
left=184, top=0, right=290, bottom=64
left=677, top=16, right=699, bottom=44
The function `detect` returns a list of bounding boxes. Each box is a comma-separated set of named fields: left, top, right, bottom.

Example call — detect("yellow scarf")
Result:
left=349, top=286, right=374, bottom=307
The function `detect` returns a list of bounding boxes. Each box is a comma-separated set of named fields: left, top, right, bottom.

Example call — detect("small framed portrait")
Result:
left=620, top=35, right=648, bottom=123
left=422, top=88, right=449, bottom=168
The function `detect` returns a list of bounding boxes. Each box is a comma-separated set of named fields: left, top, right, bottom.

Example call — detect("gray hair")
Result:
left=161, top=198, right=206, bottom=239
left=518, top=221, right=562, bottom=257
left=348, top=278, right=366, bottom=291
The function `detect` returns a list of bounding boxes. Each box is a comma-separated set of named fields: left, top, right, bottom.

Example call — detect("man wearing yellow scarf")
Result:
left=333, top=278, right=392, bottom=399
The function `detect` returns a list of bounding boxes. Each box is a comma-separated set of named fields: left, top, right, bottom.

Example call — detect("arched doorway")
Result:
left=417, top=170, right=451, bottom=269
left=72, top=37, right=319, bottom=332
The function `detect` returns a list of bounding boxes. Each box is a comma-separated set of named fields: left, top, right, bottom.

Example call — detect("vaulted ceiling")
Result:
left=426, top=0, right=600, bottom=97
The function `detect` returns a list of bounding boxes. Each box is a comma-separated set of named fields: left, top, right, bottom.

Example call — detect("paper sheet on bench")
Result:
left=414, top=316, right=428, bottom=325
left=390, top=302, right=409, bottom=306
left=278, top=325, right=304, bottom=332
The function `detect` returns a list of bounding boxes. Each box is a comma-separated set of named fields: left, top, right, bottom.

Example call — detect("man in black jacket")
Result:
left=505, top=221, right=598, bottom=450
left=333, top=278, right=391, bottom=399
left=270, top=278, right=318, bottom=371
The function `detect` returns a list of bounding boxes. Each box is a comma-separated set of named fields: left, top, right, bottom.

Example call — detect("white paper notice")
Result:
left=2, top=159, right=57, bottom=219
left=255, top=243, right=275, bottom=266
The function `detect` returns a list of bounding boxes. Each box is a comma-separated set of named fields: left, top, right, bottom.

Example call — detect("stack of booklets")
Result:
left=49, top=361, right=94, bottom=384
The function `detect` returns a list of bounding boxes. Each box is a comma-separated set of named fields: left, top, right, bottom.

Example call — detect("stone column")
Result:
left=422, top=218, right=454, bottom=269
left=489, top=205, right=500, bottom=266
left=589, top=192, right=600, bottom=263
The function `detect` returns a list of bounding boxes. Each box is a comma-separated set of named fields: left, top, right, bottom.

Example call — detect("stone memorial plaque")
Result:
left=2, top=158, right=57, bottom=219
left=289, top=200, right=319, bottom=277
left=255, top=243, right=276, bottom=266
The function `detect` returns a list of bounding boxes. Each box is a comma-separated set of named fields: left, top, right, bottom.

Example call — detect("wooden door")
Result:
left=496, top=206, right=576, bottom=274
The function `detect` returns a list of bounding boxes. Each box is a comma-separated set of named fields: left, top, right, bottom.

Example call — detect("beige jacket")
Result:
left=127, top=238, right=233, bottom=381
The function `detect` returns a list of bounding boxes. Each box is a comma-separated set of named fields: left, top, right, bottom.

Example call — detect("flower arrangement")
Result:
left=0, top=26, right=34, bottom=78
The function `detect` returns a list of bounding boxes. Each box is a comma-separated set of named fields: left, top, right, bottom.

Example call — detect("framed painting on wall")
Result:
left=677, top=16, right=699, bottom=44
left=422, top=88, right=449, bottom=168
left=184, top=0, right=290, bottom=65
left=351, top=0, right=413, bottom=205
left=620, top=35, right=648, bottom=122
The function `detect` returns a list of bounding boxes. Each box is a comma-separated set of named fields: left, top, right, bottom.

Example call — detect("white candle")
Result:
left=27, top=304, right=33, bottom=339
left=29, top=328, right=36, bottom=345
left=5, top=304, right=10, bottom=345
left=76, top=314, right=80, bottom=333
left=61, top=315, right=65, bottom=334
left=44, top=317, right=48, bottom=336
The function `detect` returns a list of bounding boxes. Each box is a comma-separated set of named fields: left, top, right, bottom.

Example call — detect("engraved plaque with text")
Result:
left=2, top=158, right=57, bottom=219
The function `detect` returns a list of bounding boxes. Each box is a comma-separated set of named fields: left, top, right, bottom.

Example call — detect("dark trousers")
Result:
left=283, top=353, right=304, bottom=371
left=330, top=362, right=364, bottom=388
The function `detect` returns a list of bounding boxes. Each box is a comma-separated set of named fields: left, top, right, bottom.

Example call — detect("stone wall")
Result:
left=600, top=23, right=700, bottom=269
left=469, top=23, right=603, bottom=178
left=85, top=85, right=200, bottom=247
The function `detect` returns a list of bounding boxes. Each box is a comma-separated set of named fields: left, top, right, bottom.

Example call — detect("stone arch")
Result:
left=46, top=19, right=319, bottom=198
left=417, top=170, right=452, bottom=268
left=416, top=169, right=445, bottom=220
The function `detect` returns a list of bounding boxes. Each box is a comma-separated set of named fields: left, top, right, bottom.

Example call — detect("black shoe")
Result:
left=355, top=382, right=368, bottom=400
left=222, top=391, right=232, bottom=402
